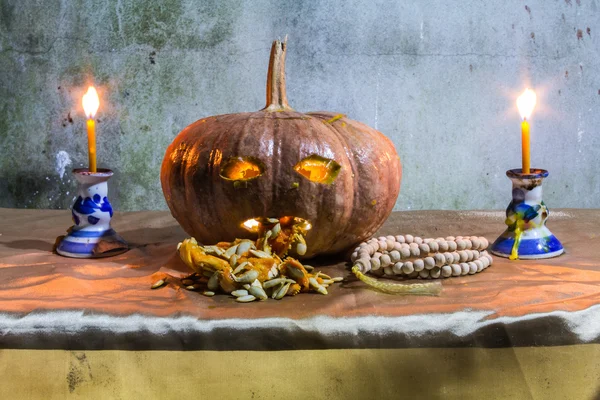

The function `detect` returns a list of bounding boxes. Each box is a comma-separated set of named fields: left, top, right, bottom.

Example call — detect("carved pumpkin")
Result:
left=161, top=40, right=401, bottom=258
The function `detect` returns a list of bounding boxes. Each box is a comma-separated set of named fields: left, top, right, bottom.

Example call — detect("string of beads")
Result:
left=350, top=235, right=493, bottom=291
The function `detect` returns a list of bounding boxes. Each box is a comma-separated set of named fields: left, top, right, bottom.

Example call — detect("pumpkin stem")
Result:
left=262, top=37, right=294, bottom=112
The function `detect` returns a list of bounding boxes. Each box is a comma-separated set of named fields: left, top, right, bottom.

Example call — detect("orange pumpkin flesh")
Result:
left=161, top=40, right=402, bottom=258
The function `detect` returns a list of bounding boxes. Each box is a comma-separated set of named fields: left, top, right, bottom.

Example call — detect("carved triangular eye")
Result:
left=294, top=155, right=341, bottom=184
left=220, top=157, right=265, bottom=181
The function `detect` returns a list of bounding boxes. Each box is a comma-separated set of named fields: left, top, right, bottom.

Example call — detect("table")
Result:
left=0, top=208, right=598, bottom=399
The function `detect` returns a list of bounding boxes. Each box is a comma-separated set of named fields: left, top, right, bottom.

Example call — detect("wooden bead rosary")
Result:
left=350, top=235, right=494, bottom=295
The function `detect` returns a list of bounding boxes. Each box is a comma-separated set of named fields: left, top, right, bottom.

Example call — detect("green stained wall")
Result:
left=1, top=0, right=599, bottom=211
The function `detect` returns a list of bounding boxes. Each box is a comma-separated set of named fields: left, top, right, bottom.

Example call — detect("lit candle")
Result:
left=516, top=88, right=537, bottom=174
left=82, top=87, right=100, bottom=173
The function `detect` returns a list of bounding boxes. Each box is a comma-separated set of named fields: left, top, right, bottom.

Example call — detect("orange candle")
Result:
left=82, top=87, right=100, bottom=173
left=516, top=89, right=536, bottom=174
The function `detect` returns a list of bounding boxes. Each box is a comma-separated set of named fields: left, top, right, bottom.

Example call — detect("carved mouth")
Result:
left=241, top=216, right=311, bottom=234
left=240, top=216, right=311, bottom=256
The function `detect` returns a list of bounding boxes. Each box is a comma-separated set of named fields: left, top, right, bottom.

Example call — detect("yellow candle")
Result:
left=87, top=119, right=97, bottom=172
left=521, top=119, right=530, bottom=174
left=516, top=89, right=536, bottom=174
left=82, top=86, right=100, bottom=173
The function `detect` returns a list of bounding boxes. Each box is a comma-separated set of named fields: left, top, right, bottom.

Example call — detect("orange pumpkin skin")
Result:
left=161, top=41, right=401, bottom=258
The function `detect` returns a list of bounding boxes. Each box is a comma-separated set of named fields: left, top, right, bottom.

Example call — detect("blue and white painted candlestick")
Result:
left=491, top=169, right=563, bottom=260
left=56, top=168, right=128, bottom=258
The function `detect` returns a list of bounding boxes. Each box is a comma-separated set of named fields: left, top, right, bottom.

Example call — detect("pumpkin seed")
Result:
left=296, top=242, right=307, bottom=256
left=151, top=279, right=166, bottom=289
left=249, top=249, right=271, bottom=259
left=234, top=269, right=259, bottom=283
left=273, top=282, right=291, bottom=299
left=236, top=295, right=257, bottom=303
left=271, top=223, right=281, bottom=237
left=236, top=241, right=253, bottom=255
left=249, top=285, right=268, bottom=300
left=231, top=289, right=249, bottom=297
left=202, top=291, right=215, bottom=297
left=233, top=261, right=249, bottom=275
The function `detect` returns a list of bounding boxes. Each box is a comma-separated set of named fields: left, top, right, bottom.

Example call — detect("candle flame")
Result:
left=517, top=88, right=536, bottom=120
left=82, top=86, right=100, bottom=119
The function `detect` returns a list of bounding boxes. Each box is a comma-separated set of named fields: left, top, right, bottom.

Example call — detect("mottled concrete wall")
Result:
left=1, top=0, right=598, bottom=211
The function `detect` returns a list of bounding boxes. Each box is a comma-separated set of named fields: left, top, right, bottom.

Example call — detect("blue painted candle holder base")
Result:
left=491, top=169, right=564, bottom=260
left=56, top=168, right=128, bottom=258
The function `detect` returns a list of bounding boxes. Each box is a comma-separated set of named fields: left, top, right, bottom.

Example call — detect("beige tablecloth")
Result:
left=1, top=208, right=599, bottom=399
left=0, top=208, right=598, bottom=350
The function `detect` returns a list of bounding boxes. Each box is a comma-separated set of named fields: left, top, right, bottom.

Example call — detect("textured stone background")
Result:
left=0, top=0, right=598, bottom=211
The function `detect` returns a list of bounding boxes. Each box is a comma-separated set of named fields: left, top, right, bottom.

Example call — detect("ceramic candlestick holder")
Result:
left=56, top=168, right=128, bottom=258
left=491, top=168, right=564, bottom=260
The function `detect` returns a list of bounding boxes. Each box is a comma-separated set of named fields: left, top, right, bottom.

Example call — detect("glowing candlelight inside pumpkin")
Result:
left=82, top=86, right=100, bottom=173
left=517, top=88, right=536, bottom=174
left=242, top=218, right=261, bottom=232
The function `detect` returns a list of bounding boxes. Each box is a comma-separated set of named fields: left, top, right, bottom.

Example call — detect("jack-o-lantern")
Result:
left=161, top=40, right=401, bottom=258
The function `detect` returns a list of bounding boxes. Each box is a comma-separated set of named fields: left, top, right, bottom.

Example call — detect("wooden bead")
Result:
left=380, top=254, right=392, bottom=267
left=410, top=246, right=420, bottom=257
left=414, top=236, right=423, bottom=245
left=434, top=253, right=446, bottom=266
left=377, top=241, right=387, bottom=251
left=393, top=242, right=403, bottom=251
left=405, top=234, right=414, bottom=243
left=370, top=258, right=381, bottom=271
left=413, top=259, right=425, bottom=272
left=351, top=252, right=358, bottom=262
left=470, top=237, right=481, bottom=250
left=428, top=241, right=439, bottom=252
left=424, top=257, right=436, bottom=269
left=441, top=265, right=452, bottom=277
left=386, top=235, right=396, bottom=242
left=390, top=250, right=401, bottom=263
left=458, top=250, right=468, bottom=263
left=356, top=258, right=371, bottom=273
left=373, top=252, right=382, bottom=259
left=400, top=247, right=411, bottom=259
left=402, top=261, right=414, bottom=274
left=456, top=239, right=466, bottom=250
left=465, top=250, right=474, bottom=261
left=430, top=267, right=441, bottom=279
left=392, top=262, right=403, bottom=274
left=452, top=252, right=461, bottom=264
left=468, top=262, right=478, bottom=275
left=395, top=235, right=406, bottom=243
left=481, top=255, right=490, bottom=268
left=446, top=236, right=455, bottom=241
left=460, top=263, right=470, bottom=275
left=480, top=237, right=489, bottom=249
left=418, top=243, right=430, bottom=254
left=444, top=253, right=454, bottom=265
left=447, top=241, right=457, bottom=252
left=408, top=270, right=419, bottom=279
left=377, top=236, right=387, bottom=242
left=386, top=239, right=395, bottom=250
left=464, top=239, right=472, bottom=250
left=474, top=259, right=484, bottom=272
left=438, top=240, right=449, bottom=252
left=451, top=264, right=462, bottom=276
left=383, top=266, right=394, bottom=276
left=419, top=270, right=429, bottom=279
